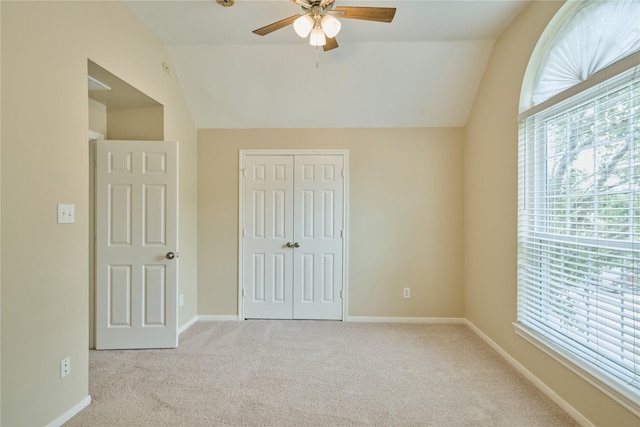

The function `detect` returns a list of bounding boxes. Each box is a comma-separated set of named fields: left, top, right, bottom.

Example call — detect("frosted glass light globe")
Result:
left=309, top=27, right=326, bottom=46
left=321, top=15, right=341, bottom=38
left=293, top=14, right=314, bottom=38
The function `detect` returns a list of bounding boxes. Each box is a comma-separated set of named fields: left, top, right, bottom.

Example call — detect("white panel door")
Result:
left=242, top=153, right=345, bottom=320
left=243, top=156, right=295, bottom=319
left=95, top=140, right=178, bottom=349
left=293, top=156, right=344, bottom=319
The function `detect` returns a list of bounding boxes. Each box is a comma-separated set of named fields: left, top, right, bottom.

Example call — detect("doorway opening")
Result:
left=88, top=59, right=165, bottom=348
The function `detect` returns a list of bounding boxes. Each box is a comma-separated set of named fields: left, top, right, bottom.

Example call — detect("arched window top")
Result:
left=521, top=0, right=640, bottom=112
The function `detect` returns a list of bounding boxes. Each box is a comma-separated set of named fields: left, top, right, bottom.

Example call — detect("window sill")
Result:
left=513, top=322, right=640, bottom=418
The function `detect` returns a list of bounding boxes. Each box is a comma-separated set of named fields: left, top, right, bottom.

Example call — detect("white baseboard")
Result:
left=346, top=316, right=466, bottom=324
left=198, top=315, right=239, bottom=321
left=186, top=316, right=466, bottom=324
left=188, top=315, right=465, bottom=324
left=46, top=395, right=91, bottom=427
left=178, top=315, right=238, bottom=335
left=178, top=316, right=198, bottom=335
left=464, top=320, right=593, bottom=427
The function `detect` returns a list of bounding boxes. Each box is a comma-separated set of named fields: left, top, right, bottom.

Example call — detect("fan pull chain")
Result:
left=316, top=45, right=320, bottom=69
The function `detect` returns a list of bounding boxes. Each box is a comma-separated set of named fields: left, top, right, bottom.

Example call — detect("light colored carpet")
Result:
left=66, top=321, right=578, bottom=426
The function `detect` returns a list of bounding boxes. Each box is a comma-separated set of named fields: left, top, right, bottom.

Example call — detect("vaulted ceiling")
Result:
left=124, top=0, right=530, bottom=128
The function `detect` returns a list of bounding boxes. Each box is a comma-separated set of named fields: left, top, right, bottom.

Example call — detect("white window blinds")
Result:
left=518, top=65, right=640, bottom=411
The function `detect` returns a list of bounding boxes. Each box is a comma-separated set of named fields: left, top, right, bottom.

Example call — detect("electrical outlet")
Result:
left=403, top=288, right=411, bottom=298
left=60, top=357, right=70, bottom=378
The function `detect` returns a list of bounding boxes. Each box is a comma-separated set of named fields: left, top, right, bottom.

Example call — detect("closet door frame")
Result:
left=238, top=149, right=349, bottom=321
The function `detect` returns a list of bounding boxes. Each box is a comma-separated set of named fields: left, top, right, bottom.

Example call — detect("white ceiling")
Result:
left=123, top=0, right=530, bottom=128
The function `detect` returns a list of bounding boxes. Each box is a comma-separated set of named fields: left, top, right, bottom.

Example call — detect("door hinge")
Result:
left=340, top=229, right=344, bottom=238
left=341, top=169, right=344, bottom=178
left=340, top=289, right=343, bottom=299
left=242, top=228, right=246, bottom=237
left=241, top=168, right=246, bottom=178
left=242, top=288, right=245, bottom=297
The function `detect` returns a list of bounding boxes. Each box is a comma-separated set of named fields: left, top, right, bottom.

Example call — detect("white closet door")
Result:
left=243, top=156, right=295, bottom=319
left=242, top=153, right=345, bottom=320
left=292, top=156, right=344, bottom=320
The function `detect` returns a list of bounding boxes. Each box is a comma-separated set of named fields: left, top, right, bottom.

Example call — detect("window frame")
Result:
left=516, top=63, right=640, bottom=417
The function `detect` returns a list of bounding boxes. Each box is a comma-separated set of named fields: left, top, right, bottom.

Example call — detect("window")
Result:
left=517, top=0, right=640, bottom=415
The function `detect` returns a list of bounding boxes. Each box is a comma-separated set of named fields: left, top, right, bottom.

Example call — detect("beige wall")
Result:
left=0, top=1, right=197, bottom=425
left=107, top=105, right=164, bottom=141
left=197, top=128, right=464, bottom=319
left=464, top=1, right=638, bottom=425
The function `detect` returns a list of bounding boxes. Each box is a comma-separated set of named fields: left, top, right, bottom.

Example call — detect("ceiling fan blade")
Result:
left=334, top=6, right=396, bottom=23
left=252, top=14, right=301, bottom=36
left=323, top=37, right=339, bottom=51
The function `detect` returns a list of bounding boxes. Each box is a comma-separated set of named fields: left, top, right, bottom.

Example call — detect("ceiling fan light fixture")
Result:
left=309, top=27, right=326, bottom=46
left=252, top=2, right=397, bottom=52
left=321, top=15, right=341, bottom=38
left=293, top=14, right=314, bottom=38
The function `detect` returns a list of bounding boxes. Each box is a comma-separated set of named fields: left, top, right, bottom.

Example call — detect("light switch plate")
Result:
left=57, top=204, right=75, bottom=224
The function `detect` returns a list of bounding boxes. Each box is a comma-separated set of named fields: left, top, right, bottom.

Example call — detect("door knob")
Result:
left=294, top=242, right=300, bottom=248
left=286, top=242, right=294, bottom=248
left=166, top=252, right=176, bottom=260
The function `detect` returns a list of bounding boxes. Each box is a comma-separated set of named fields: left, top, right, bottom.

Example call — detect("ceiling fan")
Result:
left=252, top=0, right=396, bottom=51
